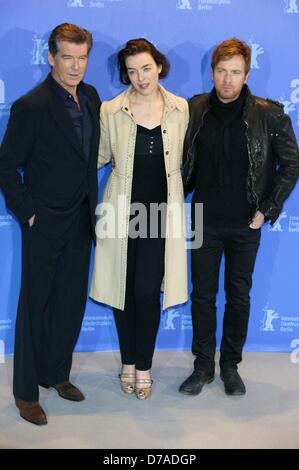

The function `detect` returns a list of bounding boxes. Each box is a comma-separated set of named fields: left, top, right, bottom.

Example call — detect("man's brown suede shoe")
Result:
left=15, top=398, right=47, bottom=426
left=40, top=381, right=85, bottom=401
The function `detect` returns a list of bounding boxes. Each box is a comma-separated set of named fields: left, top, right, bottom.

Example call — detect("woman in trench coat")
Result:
left=90, top=38, right=189, bottom=399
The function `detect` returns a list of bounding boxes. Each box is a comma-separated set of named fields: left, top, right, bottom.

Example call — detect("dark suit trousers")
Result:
left=13, top=199, right=92, bottom=402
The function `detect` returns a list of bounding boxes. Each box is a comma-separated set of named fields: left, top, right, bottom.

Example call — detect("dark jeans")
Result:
left=13, top=199, right=92, bottom=402
left=191, top=224, right=261, bottom=373
left=113, top=233, right=165, bottom=371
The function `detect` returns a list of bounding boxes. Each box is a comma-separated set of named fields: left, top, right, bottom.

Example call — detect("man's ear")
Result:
left=48, top=52, right=54, bottom=67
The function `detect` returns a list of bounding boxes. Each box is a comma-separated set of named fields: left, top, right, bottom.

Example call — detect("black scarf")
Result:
left=210, top=86, right=246, bottom=187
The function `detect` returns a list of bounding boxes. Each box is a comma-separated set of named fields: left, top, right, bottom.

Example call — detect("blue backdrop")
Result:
left=0, top=0, right=298, bottom=358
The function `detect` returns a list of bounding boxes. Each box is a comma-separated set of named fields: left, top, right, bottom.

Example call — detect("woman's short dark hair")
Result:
left=118, top=38, right=170, bottom=85
left=48, top=23, right=93, bottom=56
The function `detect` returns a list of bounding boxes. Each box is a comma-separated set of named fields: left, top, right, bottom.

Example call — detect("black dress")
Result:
left=113, top=124, right=167, bottom=370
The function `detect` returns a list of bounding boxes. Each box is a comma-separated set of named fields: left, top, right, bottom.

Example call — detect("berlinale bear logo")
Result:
left=261, top=306, right=279, bottom=332
left=284, top=0, right=299, bottom=13
left=177, top=0, right=192, bottom=9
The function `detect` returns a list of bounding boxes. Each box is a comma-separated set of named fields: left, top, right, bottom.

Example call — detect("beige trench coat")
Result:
left=89, top=84, right=189, bottom=310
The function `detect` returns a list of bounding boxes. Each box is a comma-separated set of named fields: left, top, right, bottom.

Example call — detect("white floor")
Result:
left=0, top=351, right=299, bottom=449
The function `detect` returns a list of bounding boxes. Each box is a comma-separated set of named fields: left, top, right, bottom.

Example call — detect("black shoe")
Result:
left=179, top=370, right=214, bottom=396
left=220, top=369, right=246, bottom=396
left=40, top=381, right=85, bottom=401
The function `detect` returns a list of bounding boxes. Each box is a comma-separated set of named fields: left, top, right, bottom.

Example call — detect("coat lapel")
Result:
left=46, top=76, right=85, bottom=161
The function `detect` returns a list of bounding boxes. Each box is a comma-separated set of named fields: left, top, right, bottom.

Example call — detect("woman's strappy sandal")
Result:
left=118, top=371, right=136, bottom=394
left=135, top=377, right=153, bottom=400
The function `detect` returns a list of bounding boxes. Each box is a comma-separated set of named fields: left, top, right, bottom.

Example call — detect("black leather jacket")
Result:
left=183, top=85, right=299, bottom=224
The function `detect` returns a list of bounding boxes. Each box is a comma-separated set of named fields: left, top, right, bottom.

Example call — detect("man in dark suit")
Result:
left=0, top=23, right=101, bottom=425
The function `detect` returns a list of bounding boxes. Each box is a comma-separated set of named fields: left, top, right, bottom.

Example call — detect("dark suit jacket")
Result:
left=0, top=73, right=101, bottom=240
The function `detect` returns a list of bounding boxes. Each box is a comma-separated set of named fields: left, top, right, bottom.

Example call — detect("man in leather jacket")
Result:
left=179, top=38, right=299, bottom=397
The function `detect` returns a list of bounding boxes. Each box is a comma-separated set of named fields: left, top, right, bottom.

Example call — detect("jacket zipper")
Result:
left=244, top=119, right=259, bottom=213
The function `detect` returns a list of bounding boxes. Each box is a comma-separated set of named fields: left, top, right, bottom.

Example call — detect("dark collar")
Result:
left=210, top=85, right=246, bottom=110
left=206, top=84, right=254, bottom=121
left=49, top=73, right=87, bottom=104
left=209, top=86, right=246, bottom=126
left=241, top=84, right=255, bottom=119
